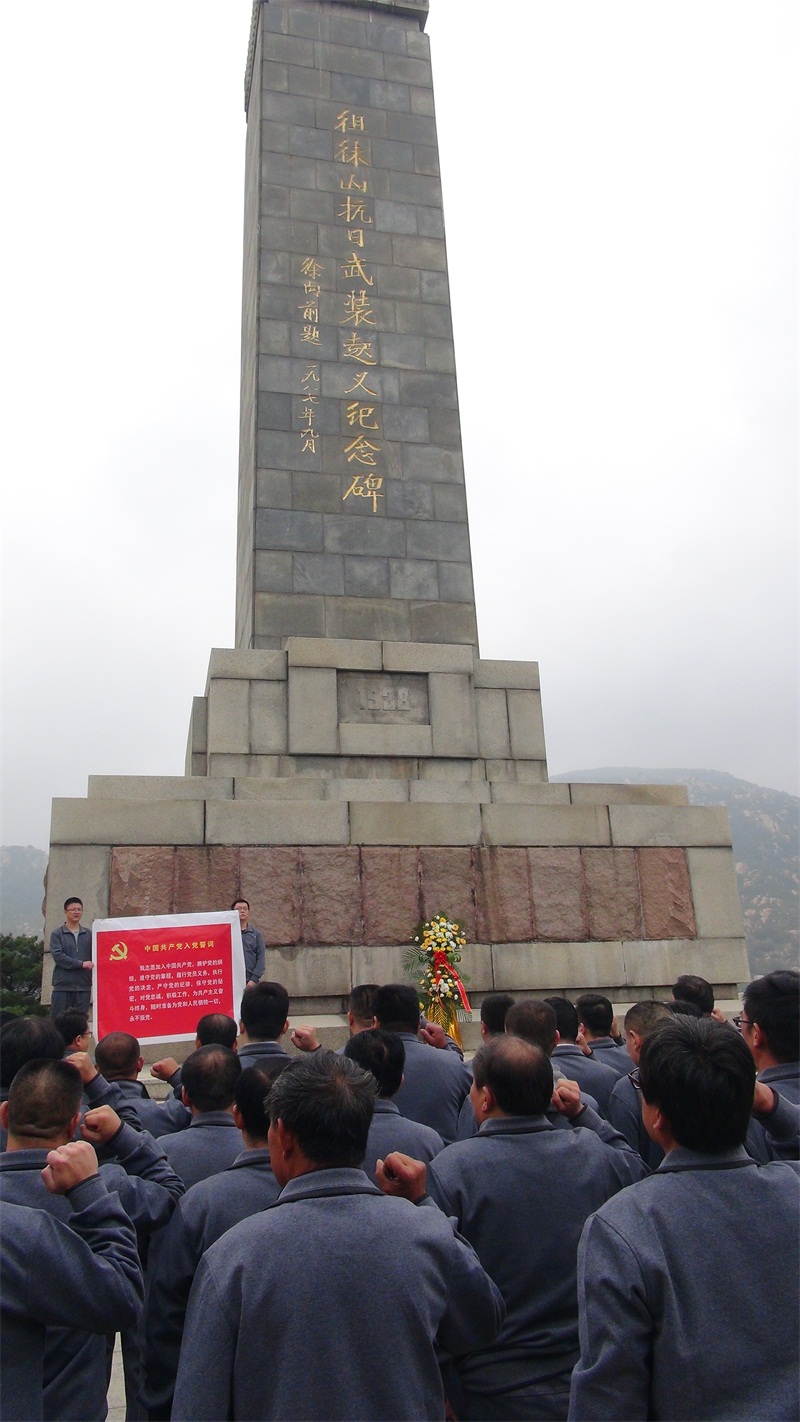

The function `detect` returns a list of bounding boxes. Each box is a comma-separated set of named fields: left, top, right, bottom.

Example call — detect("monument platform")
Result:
left=43, top=635, right=747, bottom=1013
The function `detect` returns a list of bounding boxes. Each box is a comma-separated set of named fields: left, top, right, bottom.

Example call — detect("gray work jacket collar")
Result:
left=477, top=1114, right=554, bottom=1138
left=275, top=1166, right=381, bottom=1206
left=188, top=1110, right=238, bottom=1129
left=657, top=1144, right=756, bottom=1173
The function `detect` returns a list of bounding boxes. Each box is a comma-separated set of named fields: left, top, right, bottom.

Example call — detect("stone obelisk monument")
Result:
left=43, top=0, right=747, bottom=1027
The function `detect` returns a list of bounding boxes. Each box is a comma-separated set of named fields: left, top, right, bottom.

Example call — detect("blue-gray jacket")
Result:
left=0, top=1124, right=181, bottom=1421
left=607, top=1072, right=665, bottom=1170
left=240, top=926, right=265, bottom=984
left=143, top=1148, right=280, bottom=1416
left=585, top=1037, right=631, bottom=1077
left=361, top=1098, right=444, bottom=1183
left=427, top=1114, right=647, bottom=1399
left=237, top=1039, right=292, bottom=1070
left=171, top=1166, right=505, bottom=1421
left=551, top=1043, right=620, bottom=1116
left=49, top=924, right=92, bottom=989
left=0, top=1180, right=143, bottom=1422
left=390, top=1031, right=472, bottom=1142
left=746, top=1062, right=800, bottom=1162
left=156, top=1111, right=244, bottom=1189
left=569, top=1147, right=800, bottom=1421
left=109, top=1077, right=190, bottom=1137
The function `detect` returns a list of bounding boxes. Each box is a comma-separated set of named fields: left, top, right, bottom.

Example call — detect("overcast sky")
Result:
left=1, top=1, right=797, bottom=851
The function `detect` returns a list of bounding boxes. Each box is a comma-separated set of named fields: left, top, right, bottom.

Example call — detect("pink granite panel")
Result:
left=240, top=847, right=302, bottom=946
left=301, top=847, right=363, bottom=946
left=173, top=847, right=239, bottom=916
left=362, top=847, right=420, bottom=945
left=528, top=848, right=588, bottom=941
left=419, top=848, right=476, bottom=940
left=583, top=848, right=643, bottom=941
left=637, top=848, right=697, bottom=939
left=110, top=847, right=175, bottom=917
left=475, top=847, right=534, bottom=943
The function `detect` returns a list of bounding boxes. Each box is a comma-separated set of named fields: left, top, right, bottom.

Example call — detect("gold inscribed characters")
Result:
left=343, top=474, right=383, bottom=512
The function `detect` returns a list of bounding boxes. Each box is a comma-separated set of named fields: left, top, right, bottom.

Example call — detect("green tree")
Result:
left=0, top=935, right=47, bottom=1017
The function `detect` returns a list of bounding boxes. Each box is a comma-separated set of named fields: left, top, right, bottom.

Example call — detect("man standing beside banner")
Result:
left=50, top=897, right=94, bottom=1019
left=231, top=900, right=265, bottom=989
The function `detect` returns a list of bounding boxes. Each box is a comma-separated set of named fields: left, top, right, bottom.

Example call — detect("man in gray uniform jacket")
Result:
left=0, top=1059, right=182, bottom=1422
left=156, top=1045, right=243, bottom=1188
left=232, top=897, right=266, bottom=986
left=545, top=997, right=619, bottom=1116
left=739, top=969, right=800, bottom=1162
left=569, top=1016, right=800, bottom=1421
left=95, top=1031, right=190, bottom=1136
left=171, top=1051, right=504, bottom=1422
left=1, top=1142, right=143, bottom=1422
left=344, top=1028, right=444, bottom=1182
left=373, top=983, right=472, bottom=1142
left=606, top=1000, right=672, bottom=1169
left=422, top=1036, right=646, bottom=1421
left=49, top=896, right=93, bottom=1018
left=576, top=993, right=630, bottom=1077
left=144, top=1064, right=285, bottom=1419
left=237, top=979, right=293, bottom=1068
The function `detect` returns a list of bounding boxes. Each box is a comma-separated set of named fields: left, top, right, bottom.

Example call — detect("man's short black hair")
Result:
left=543, top=996, right=579, bottom=1042
left=239, top=982, right=289, bottom=1041
left=639, top=1017, right=754, bottom=1153
left=234, top=1063, right=286, bottom=1140
left=624, top=1000, right=671, bottom=1035
left=480, top=993, right=516, bottom=1037
left=576, top=993, right=614, bottom=1036
left=63, top=896, right=83, bottom=910
left=348, top=984, right=378, bottom=1027
left=231, top=898, right=249, bottom=910
left=344, top=1029, right=405, bottom=1098
left=669, top=999, right=704, bottom=1018
left=743, top=971, right=800, bottom=1063
left=181, top=1045, right=241, bottom=1112
left=196, top=1013, right=238, bottom=1049
left=472, top=1037, right=553, bottom=1117
left=7, top=1059, right=83, bottom=1139
left=53, top=1008, right=89, bottom=1047
left=0, top=1018, right=65, bottom=1089
left=95, top=1032, right=140, bottom=1079
left=373, top=983, right=420, bottom=1035
left=267, top=1050, right=376, bottom=1168
left=505, top=1000, right=557, bottom=1055
left=671, top=974, right=714, bottom=1014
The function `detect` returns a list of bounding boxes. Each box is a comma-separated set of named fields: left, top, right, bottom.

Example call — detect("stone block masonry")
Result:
left=236, top=0, right=478, bottom=652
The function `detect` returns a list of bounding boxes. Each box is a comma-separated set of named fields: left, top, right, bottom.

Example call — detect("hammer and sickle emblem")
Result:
left=109, top=942, right=128, bottom=961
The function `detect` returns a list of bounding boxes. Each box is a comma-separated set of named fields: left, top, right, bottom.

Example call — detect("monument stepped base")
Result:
left=43, top=639, right=748, bottom=1014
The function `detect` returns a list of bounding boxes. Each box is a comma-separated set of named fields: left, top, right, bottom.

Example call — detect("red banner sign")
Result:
left=92, top=913, right=245, bottom=1044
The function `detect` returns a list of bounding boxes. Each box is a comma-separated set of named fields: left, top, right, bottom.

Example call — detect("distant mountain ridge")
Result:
left=553, top=768, right=799, bottom=976
left=1, top=846, right=48, bottom=937
left=2, top=769, right=798, bottom=976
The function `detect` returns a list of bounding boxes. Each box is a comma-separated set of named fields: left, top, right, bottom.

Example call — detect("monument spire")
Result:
left=235, top=0, right=476, bottom=652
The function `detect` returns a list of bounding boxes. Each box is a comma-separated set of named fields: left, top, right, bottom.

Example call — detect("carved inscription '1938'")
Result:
left=337, top=673, right=429, bottom=725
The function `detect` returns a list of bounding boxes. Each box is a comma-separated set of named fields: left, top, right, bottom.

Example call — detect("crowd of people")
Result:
left=0, top=897, right=797, bottom=1420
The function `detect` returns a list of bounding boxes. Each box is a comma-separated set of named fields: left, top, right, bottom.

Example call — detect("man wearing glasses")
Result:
left=737, top=969, right=799, bottom=1162
left=569, top=1016, right=799, bottom=1421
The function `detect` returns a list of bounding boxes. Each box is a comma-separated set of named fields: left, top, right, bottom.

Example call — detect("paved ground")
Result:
left=107, top=1339, right=126, bottom=1421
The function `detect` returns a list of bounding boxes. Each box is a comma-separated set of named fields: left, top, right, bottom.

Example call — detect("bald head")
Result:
left=95, top=1032, right=141, bottom=1080
left=472, top=1035, right=554, bottom=1116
